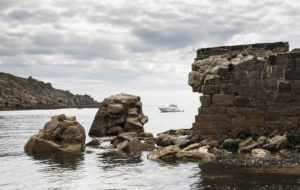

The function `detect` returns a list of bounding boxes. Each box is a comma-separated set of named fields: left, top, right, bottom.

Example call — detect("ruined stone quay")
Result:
left=188, top=42, right=300, bottom=141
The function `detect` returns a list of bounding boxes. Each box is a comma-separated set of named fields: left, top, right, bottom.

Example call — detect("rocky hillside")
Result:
left=0, top=72, right=100, bottom=110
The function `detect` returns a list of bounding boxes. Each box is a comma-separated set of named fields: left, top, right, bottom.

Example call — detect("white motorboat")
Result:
left=159, top=104, right=184, bottom=112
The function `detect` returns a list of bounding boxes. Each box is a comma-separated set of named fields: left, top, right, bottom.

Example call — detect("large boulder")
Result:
left=24, top=114, right=86, bottom=155
left=88, top=93, right=148, bottom=137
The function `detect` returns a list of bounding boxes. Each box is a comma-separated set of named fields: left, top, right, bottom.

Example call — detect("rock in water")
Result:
left=88, top=93, right=148, bottom=137
left=251, top=149, right=271, bottom=159
left=175, top=150, right=216, bottom=162
left=24, top=114, right=86, bottom=155
left=116, top=140, right=155, bottom=153
left=147, top=145, right=181, bottom=161
left=86, top=139, right=101, bottom=147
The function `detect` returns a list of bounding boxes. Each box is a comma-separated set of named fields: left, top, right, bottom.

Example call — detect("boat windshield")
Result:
left=169, top=104, right=178, bottom=108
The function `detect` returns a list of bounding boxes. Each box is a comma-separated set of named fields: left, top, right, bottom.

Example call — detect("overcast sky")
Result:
left=0, top=0, right=300, bottom=106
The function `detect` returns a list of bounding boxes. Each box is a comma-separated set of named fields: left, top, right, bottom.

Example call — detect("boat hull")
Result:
left=159, top=108, right=183, bottom=112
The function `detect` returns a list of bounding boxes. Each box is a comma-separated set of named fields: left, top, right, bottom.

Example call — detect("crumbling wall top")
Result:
left=197, top=42, right=289, bottom=60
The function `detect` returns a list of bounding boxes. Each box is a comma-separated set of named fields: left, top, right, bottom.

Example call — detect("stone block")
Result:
left=285, top=70, right=300, bottom=80
left=280, top=116, right=298, bottom=128
left=247, top=71, right=260, bottom=79
left=200, top=95, right=211, bottom=107
left=234, top=71, right=248, bottom=83
left=232, top=115, right=265, bottom=129
left=204, top=77, right=221, bottom=85
left=202, top=85, right=220, bottom=95
left=268, top=54, right=288, bottom=65
left=217, top=67, right=228, bottom=76
left=235, top=96, right=249, bottom=107
left=195, top=114, right=230, bottom=123
left=267, top=65, right=285, bottom=79
left=287, top=58, right=296, bottom=69
left=192, top=121, right=230, bottom=136
left=252, top=90, right=275, bottom=100
left=198, top=107, right=228, bottom=114
left=212, top=94, right=235, bottom=107
left=265, top=111, right=280, bottom=121
left=237, top=60, right=256, bottom=71
left=278, top=106, right=300, bottom=116
left=220, top=83, right=238, bottom=94
left=249, top=79, right=276, bottom=90
left=291, top=81, right=300, bottom=96
left=277, top=80, right=291, bottom=92
left=249, top=100, right=273, bottom=108
left=296, top=58, right=300, bottom=70
left=273, top=92, right=293, bottom=103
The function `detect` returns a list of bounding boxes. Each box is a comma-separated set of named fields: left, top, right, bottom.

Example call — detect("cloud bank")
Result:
left=0, top=0, right=300, bottom=105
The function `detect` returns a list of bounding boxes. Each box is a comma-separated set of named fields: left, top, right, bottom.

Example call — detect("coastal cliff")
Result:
left=0, top=72, right=100, bottom=110
left=188, top=42, right=300, bottom=141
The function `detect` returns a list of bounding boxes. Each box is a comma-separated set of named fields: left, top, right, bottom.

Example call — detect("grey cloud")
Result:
left=6, top=9, right=60, bottom=24
left=132, top=27, right=195, bottom=49
left=8, top=10, right=32, bottom=20
left=29, top=32, right=125, bottom=60
left=1, top=0, right=300, bottom=95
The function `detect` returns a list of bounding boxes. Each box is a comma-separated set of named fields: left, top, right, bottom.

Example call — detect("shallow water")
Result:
left=0, top=107, right=299, bottom=190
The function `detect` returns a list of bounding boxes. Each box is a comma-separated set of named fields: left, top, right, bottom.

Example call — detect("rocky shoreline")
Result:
left=24, top=93, right=299, bottom=167
left=0, top=72, right=100, bottom=110
left=84, top=128, right=300, bottom=163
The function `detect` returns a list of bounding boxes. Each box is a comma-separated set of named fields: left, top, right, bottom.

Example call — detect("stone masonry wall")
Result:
left=188, top=42, right=300, bottom=141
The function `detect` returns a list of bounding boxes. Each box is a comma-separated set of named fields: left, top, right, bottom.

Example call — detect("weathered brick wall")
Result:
left=188, top=42, right=300, bottom=140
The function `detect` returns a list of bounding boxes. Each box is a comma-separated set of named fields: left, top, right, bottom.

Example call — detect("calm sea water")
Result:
left=0, top=106, right=299, bottom=190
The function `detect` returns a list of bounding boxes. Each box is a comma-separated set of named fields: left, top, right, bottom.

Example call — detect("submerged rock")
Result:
left=147, top=145, right=181, bottom=161
left=24, top=114, right=86, bottom=155
left=117, top=140, right=155, bottom=153
left=155, top=129, right=193, bottom=148
left=86, top=139, right=101, bottom=147
left=88, top=93, right=148, bottom=137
